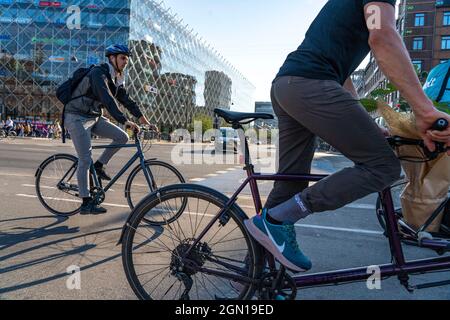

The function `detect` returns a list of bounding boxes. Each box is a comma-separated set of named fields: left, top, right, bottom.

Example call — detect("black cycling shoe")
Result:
left=80, top=201, right=108, bottom=215
left=95, top=166, right=112, bottom=181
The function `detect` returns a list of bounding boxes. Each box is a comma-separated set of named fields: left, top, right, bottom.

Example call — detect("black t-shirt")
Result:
left=276, top=0, right=397, bottom=85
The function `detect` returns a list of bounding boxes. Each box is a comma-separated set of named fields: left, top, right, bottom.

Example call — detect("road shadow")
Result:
left=0, top=215, right=77, bottom=252
left=0, top=216, right=164, bottom=296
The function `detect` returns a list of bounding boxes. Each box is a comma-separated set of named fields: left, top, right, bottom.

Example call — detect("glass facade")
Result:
left=0, top=0, right=255, bottom=133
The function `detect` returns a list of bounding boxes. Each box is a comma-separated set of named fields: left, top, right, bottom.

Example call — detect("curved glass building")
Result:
left=0, top=0, right=255, bottom=133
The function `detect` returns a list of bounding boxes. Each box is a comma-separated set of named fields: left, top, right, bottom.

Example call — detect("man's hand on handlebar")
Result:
left=414, top=109, right=450, bottom=156
left=138, top=115, right=159, bottom=133
left=125, top=120, right=140, bottom=134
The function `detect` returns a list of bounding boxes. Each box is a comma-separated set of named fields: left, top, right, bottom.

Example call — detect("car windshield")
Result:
left=220, top=129, right=236, bottom=138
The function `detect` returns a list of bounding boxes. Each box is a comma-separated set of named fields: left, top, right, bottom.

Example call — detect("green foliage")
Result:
left=359, top=63, right=430, bottom=114
left=359, top=98, right=378, bottom=113
left=435, top=101, right=450, bottom=115
left=187, top=114, right=213, bottom=134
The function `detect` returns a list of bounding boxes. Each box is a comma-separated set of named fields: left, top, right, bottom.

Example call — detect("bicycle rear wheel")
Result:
left=122, top=184, right=263, bottom=300
left=35, top=154, right=81, bottom=216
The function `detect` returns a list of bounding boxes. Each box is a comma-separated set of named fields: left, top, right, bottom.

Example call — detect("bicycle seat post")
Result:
left=233, top=123, right=252, bottom=168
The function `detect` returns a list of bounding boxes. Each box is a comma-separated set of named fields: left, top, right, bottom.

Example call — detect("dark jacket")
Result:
left=64, top=63, right=143, bottom=124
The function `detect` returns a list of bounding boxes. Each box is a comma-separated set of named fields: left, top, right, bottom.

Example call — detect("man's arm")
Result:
left=365, top=2, right=450, bottom=152
left=117, top=86, right=156, bottom=128
left=343, top=77, right=359, bottom=99
left=89, top=68, right=128, bottom=125
left=116, top=86, right=144, bottom=119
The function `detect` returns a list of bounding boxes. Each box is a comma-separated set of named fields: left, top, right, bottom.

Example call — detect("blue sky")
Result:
left=161, top=0, right=328, bottom=104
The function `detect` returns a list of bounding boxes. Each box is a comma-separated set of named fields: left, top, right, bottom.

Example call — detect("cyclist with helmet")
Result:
left=64, top=44, right=155, bottom=215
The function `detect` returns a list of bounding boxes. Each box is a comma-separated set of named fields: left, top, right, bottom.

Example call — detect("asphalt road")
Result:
left=0, top=138, right=449, bottom=300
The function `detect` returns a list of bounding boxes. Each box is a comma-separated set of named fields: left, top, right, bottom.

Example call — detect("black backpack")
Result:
left=56, top=65, right=96, bottom=143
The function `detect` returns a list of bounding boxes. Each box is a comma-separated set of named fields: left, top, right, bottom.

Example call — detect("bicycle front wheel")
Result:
left=8, top=131, right=17, bottom=140
left=125, top=160, right=185, bottom=211
left=122, top=184, right=263, bottom=300
left=376, top=179, right=407, bottom=233
left=35, top=154, right=81, bottom=216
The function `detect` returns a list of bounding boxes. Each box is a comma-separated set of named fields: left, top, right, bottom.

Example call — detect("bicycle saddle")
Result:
left=214, top=108, right=274, bottom=125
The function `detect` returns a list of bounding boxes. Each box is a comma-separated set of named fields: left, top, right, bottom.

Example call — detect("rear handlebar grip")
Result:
left=432, top=118, right=448, bottom=131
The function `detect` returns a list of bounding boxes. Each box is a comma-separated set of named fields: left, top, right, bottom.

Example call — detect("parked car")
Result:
left=215, top=127, right=239, bottom=154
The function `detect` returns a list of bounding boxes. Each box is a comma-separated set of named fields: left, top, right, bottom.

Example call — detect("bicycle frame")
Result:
left=58, top=134, right=156, bottom=196
left=184, top=127, right=450, bottom=292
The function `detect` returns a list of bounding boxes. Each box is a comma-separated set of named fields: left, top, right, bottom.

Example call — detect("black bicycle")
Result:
left=35, top=127, right=185, bottom=219
left=0, top=128, right=17, bottom=140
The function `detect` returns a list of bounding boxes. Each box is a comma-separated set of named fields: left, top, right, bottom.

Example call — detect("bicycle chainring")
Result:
left=259, top=271, right=297, bottom=300
left=90, top=187, right=106, bottom=204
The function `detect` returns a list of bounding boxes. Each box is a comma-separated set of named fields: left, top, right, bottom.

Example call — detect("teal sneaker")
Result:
left=244, top=209, right=312, bottom=273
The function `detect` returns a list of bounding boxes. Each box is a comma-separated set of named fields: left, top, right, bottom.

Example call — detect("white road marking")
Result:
left=293, top=224, right=382, bottom=235
left=22, top=148, right=57, bottom=152
left=206, top=174, right=218, bottom=177
left=16, top=194, right=128, bottom=208
left=23, top=184, right=52, bottom=189
left=226, top=168, right=237, bottom=171
left=22, top=183, right=116, bottom=192
left=0, top=173, right=34, bottom=178
left=216, top=171, right=228, bottom=174
left=345, top=204, right=376, bottom=210
left=153, top=210, right=382, bottom=236
left=14, top=193, right=381, bottom=235
left=190, top=178, right=206, bottom=182
left=230, top=194, right=376, bottom=210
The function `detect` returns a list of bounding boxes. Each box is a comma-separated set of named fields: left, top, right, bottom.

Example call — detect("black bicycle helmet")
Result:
left=105, top=44, right=132, bottom=57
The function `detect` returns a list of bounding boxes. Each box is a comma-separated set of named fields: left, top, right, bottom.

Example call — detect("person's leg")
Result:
left=245, top=76, right=401, bottom=272
left=265, top=82, right=317, bottom=210
left=91, top=117, right=129, bottom=166
left=271, top=76, right=401, bottom=217
left=64, top=114, right=96, bottom=199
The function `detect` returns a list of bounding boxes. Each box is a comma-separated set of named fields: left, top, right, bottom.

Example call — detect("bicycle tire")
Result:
left=376, top=181, right=450, bottom=236
left=125, top=160, right=186, bottom=224
left=35, top=154, right=81, bottom=216
left=122, top=184, right=263, bottom=300
left=375, top=180, right=407, bottom=233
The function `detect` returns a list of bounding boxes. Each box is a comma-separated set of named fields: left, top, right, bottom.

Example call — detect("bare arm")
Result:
left=365, top=2, right=450, bottom=152
left=343, top=77, right=359, bottom=99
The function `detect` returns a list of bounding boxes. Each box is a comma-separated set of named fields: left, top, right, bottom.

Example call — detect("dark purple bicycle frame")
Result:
left=188, top=130, right=450, bottom=292
left=241, top=166, right=450, bottom=289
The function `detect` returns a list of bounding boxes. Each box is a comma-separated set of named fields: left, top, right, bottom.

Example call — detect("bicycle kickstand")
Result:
left=398, top=272, right=414, bottom=294
left=272, top=266, right=287, bottom=299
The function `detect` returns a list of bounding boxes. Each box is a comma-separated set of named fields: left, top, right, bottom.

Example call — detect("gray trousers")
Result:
left=265, top=76, right=402, bottom=213
left=64, top=113, right=129, bottom=198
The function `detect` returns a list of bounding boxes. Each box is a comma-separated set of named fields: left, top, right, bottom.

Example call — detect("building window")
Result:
left=415, top=13, right=425, bottom=26
left=442, top=36, right=450, bottom=49
left=413, top=37, right=423, bottom=50
left=412, top=60, right=422, bottom=72
left=444, top=12, right=450, bottom=26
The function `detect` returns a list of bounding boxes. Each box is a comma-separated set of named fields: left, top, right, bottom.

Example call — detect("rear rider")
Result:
left=64, top=44, right=156, bottom=215
left=244, top=1, right=450, bottom=273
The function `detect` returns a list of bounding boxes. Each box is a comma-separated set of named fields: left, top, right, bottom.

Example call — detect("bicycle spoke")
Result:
left=148, top=270, right=172, bottom=297
left=125, top=190, right=257, bottom=301
left=136, top=266, right=169, bottom=277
